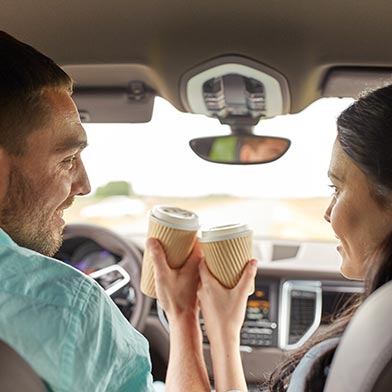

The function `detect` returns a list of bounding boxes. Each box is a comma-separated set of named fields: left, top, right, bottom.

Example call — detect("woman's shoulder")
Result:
left=287, top=337, right=340, bottom=392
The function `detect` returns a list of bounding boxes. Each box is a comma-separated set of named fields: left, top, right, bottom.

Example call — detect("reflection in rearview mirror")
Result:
left=189, top=135, right=291, bottom=164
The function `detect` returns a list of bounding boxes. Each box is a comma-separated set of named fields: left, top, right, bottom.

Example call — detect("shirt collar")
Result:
left=0, top=228, right=17, bottom=247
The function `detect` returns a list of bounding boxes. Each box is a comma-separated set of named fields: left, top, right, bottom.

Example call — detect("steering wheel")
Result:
left=61, top=223, right=151, bottom=331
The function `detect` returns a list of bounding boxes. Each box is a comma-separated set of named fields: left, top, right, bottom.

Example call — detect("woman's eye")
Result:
left=328, top=184, right=339, bottom=197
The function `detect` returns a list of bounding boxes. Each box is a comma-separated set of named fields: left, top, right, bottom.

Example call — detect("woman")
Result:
left=147, top=84, right=392, bottom=391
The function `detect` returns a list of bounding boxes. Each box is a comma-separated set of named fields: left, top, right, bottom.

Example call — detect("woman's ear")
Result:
left=0, top=147, right=10, bottom=204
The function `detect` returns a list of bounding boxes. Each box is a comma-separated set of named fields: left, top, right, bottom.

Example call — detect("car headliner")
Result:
left=1, top=1, right=392, bottom=114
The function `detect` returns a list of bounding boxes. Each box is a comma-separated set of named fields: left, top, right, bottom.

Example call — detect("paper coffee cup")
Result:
left=141, top=205, right=199, bottom=298
left=199, top=223, right=254, bottom=291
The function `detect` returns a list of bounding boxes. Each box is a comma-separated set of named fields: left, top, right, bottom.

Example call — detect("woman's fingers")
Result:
left=236, top=259, right=258, bottom=294
left=198, top=257, right=208, bottom=280
left=198, top=257, right=219, bottom=287
left=199, top=257, right=258, bottom=292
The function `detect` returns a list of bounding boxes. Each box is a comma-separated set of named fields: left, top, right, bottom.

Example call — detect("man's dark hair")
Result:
left=0, top=31, right=72, bottom=154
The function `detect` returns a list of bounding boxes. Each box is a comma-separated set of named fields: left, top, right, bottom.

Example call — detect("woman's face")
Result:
left=324, top=140, right=392, bottom=280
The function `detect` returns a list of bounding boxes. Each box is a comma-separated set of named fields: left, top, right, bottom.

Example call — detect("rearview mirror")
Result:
left=189, top=135, right=291, bottom=164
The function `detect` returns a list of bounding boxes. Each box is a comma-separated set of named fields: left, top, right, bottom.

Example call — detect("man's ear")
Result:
left=0, top=147, right=10, bottom=204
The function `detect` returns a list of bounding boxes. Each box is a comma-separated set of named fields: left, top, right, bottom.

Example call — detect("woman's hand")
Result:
left=198, top=258, right=258, bottom=392
left=198, top=258, right=258, bottom=344
left=146, top=237, right=202, bottom=323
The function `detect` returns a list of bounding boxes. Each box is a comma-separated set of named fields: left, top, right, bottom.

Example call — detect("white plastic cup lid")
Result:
left=199, top=223, right=252, bottom=242
left=150, top=205, right=199, bottom=230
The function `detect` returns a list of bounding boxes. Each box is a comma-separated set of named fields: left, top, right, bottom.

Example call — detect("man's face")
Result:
left=0, top=88, right=91, bottom=256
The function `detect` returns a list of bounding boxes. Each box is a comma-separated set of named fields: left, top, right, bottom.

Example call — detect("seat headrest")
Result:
left=324, top=280, right=392, bottom=392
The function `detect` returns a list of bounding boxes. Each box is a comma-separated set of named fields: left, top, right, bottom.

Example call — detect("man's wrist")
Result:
left=167, top=309, right=200, bottom=327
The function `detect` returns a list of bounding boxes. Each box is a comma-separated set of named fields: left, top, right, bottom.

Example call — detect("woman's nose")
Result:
left=324, top=201, right=333, bottom=223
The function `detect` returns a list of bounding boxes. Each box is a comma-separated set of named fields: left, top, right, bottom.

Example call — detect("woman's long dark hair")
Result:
left=267, top=84, right=392, bottom=391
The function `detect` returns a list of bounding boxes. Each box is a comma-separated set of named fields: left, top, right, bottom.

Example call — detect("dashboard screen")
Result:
left=240, top=284, right=277, bottom=347
left=246, top=285, right=270, bottom=321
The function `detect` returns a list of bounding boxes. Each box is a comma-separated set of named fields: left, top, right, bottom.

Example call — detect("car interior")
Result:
left=2, top=1, right=392, bottom=390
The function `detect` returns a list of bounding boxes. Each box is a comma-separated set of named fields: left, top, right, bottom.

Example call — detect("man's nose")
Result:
left=71, top=160, right=91, bottom=196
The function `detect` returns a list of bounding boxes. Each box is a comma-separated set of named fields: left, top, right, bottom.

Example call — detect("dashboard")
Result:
left=239, top=282, right=278, bottom=347
left=55, top=227, right=363, bottom=386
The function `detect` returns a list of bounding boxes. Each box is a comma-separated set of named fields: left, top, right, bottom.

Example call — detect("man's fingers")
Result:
left=183, top=240, right=203, bottom=273
left=146, top=238, right=169, bottom=278
left=146, top=238, right=164, bottom=259
left=146, top=238, right=204, bottom=282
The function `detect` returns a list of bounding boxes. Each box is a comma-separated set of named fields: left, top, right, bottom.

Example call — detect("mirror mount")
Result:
left=230, top=124, right=255, bottom=136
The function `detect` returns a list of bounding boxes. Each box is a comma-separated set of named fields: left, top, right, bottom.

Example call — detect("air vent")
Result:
left=279, top=281, right=322, bottom=350
left=288, top=290, right=317, bottom=343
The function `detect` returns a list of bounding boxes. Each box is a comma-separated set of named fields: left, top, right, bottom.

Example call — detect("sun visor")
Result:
left=71, top=85, right=155, bottom=123
left=323, top=68, right=392, bottom=98
left=62, top=64, right=157, bottom=123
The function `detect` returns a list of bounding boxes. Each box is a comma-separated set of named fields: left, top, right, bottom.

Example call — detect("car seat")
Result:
left=0, top=340, right=47, bottom=391
left=324, top=280, right=392, bottom=392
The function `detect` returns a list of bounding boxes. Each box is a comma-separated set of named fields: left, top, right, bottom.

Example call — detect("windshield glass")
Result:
left=65, top=97, right=353, bottom=240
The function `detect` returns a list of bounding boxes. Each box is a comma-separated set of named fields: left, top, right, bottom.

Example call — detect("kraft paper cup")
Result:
left=141, top=205, right=199, bottom=298
left=199, top=224, right=254, bottom=292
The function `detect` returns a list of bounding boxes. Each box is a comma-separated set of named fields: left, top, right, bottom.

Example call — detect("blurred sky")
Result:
left=82, top=97, right=353, bottom=199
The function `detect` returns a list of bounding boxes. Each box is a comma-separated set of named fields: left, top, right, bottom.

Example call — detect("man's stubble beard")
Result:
left=0, top=166, right=64, bottom=257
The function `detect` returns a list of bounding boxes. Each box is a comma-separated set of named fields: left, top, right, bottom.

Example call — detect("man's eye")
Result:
left=62, top=155, right=76, bottom=168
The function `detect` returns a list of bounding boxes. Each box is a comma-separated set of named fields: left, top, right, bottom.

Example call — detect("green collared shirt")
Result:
left=0, top=228, right=154, bottom=391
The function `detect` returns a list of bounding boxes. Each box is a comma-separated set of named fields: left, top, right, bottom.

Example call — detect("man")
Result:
left=0, top=31, right=155, bottom=391
left=0, top=31, right=216, bottom=392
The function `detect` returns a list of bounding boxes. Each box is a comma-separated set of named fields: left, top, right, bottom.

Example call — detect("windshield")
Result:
left=65, top=97, right=353, bottom=241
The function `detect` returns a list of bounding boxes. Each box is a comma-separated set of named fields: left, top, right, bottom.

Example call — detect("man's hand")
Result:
left=146, top=237, right=202, bottom=323
left=145, top=238, right=210, bottom=391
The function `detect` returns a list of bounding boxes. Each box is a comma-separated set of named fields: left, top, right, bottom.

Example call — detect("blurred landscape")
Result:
left=64, top=182, right=335, bottom=242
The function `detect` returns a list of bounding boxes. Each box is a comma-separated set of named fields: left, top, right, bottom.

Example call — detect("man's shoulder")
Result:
left=0, top=241, right=100, bottom=311
left=0, top=240, right=154, bottom=391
